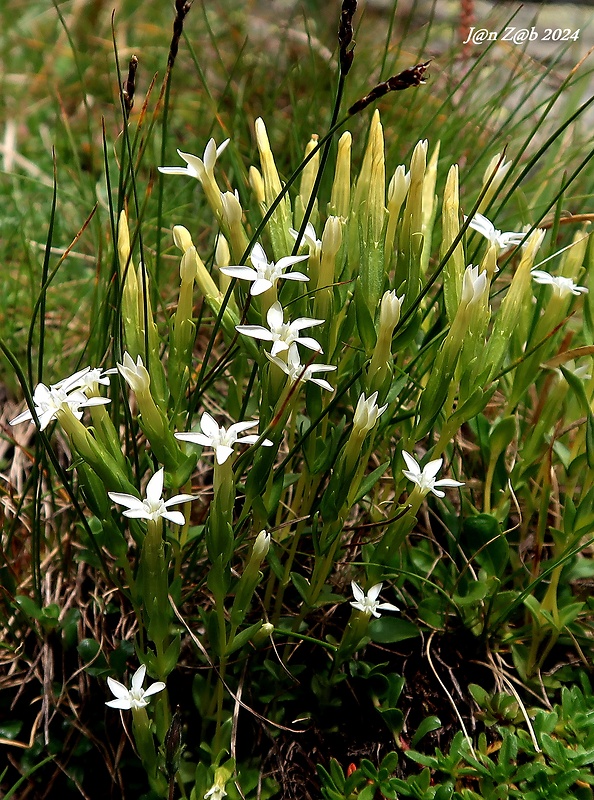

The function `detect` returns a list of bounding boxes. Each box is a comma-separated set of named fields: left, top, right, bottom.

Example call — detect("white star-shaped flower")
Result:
left=236, top=301, right=323, bottom=358
left=265, top=349, right=336, bottom=391
left=350, top=582, right=400, bottom=618
left=108, top=468, right=196, bottom=525
left=52, top=366, right=117, bottom=395
left=402, top=451, right=465, bottom=498
left=9, top=382, right=110, bottom=430
left=175, top=412, right=273, bottom=465
left=106, top=664, right=166, bottom=710
left=531, top=270, right=588, bottom=298
left=220, top=242, right=309, bottom=296
left=158, top=138, right=230, bottom=182
left=465, top=212, right=524, bottom=253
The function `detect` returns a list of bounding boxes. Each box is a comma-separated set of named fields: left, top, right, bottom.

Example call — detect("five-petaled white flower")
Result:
left=106, top=664, right=166, bottom=710
left=220, top=242, right=309, bottom=296
left=236, top=301, right=324, bottom=359
left=265, top=349, right=336, bottom=392
left=159, top=138, right=230, bottom=183
left=9, top=381, right=110, bottom=431
left=464, top=212, right=524, bottom=253
left=350, top=582, right=400, bottom=618
left=402, top=451, right=465, bottom=498
left=108, top=468, right=196, bottom=525
left=175, top=412, right=273, bottom=465
left=531, top=270, right=588, bottom=298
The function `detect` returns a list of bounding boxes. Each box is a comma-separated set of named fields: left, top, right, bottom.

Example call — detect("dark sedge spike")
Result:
left=168, top=0, right=193, bottom=70
left=122, top=54, right=138, bottom=118
left=338, top=0, right=357, bottom=76
left=348, top=59, right=431, bottom=115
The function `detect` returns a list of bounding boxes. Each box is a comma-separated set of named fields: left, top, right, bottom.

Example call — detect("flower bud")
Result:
left=478, top=153, right=512, bottom=214
left=329, top=131, right=351, bottom=220
left=118, top=352, right=151, bottom=395
left=300, top=134, right=319, bottom=210
left=249, top=530, right=271, bottom=568
left=180, top=246, right=198, bottom=284
left=221, top=190, right=243, bottom=227
left=353, top=390, right=388, bottom=437
left=173, top=225, right=193, bottom=253
left=249, top=166, right=265, bottom=206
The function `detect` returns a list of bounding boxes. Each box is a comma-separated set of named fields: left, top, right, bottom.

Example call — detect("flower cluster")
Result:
left=9, top=366, right=113, bottom=431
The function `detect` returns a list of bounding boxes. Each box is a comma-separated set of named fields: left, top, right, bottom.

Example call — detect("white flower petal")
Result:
left=215, top=445, right=235, bottom=464
left=235, top=325, right=275, bottom=341
left=107, top=492, right=143, bottom=510
left=107, top=676, right=130, bottom=699
left=219, top=266, right=259, bottom=280
left=145, top=469, right=164, bottom=506
left=250, top=278, right=274, bottom=295
left=162, top=510, right=186, bottom=526
left=200, top=412, right=220, bottom=439
left=131, top=665, right=147, bottom=694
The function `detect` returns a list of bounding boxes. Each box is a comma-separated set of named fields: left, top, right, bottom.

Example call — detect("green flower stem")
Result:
left=140, top=520, right=172, bottom=672
left=208, top=459, right=235, bottom=566
left=132, top=705, right=167, bottom=797
left=334, top=608, right=372, bottom=668
left=57, top=408, right=136, bottom=494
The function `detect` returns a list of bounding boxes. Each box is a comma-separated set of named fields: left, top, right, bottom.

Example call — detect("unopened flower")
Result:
left=379, top=290, right=404, bottom=330
left=106, top=664, right=166, bottom=710
left=265, top=349, right=336, bottom=391
left=465, top=212, right=524, bottom=253
left=350, top=581, right=399, bottom=618
left=221, top=243, right=309, bottom=296
left=531, top=270, right=588, bottom=298
left=159, top=138, right=230, bottom=182
left=353, top=391, right=388, bottom=436
left=402, top=451, right=464, bottom=498
left=461, top=265, right=489, bottom=307
left=175, top=412, right=273, bottom=465
left=117, top=352, right=151, bottom=395
left=108, top=468, right=196, bottom=525
left=9, top=382, right=110, bottom=430
left=236, top=301, right=323, bottom=358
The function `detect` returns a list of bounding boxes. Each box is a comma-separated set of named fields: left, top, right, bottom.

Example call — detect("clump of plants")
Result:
left=2, top=1, right=594, bottom=798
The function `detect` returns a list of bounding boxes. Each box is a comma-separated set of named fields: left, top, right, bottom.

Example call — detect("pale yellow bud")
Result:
left=215, top=235, right=231, bottom=269
left=300, top=134, right=319, bottom=209
left=249, top=166, right=265, bottom=206
left=379, top=290, right=403, bottom=330
left=321, top=215, right=343, bottom=259
left=478, top=153, right=512, bottom=213
left=180, top=246, right=198, bottom=284
left=387, top=165, right=410, bottom=213
left=173, top=225, right=194, bottom=253
left=255, top=117, right=282, bottom=199
left=220, top=190, right=243, bottom=227
left=329, top=131, right=351, bottom=219
left=118, top=210, right=131, bottom=266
